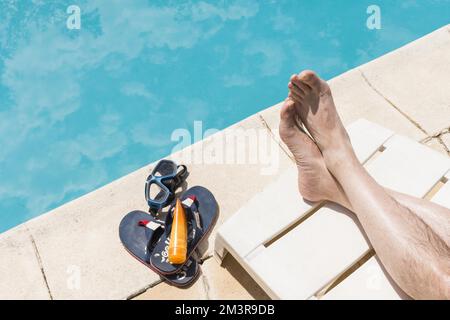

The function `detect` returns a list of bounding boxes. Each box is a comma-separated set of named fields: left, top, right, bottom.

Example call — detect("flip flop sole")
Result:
left=150, top=186, right=219, bottom=275
left=119, top=210, right=199, bottom=287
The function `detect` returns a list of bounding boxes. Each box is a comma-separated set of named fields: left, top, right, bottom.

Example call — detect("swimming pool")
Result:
left=0, top=0, right=449, bottom=233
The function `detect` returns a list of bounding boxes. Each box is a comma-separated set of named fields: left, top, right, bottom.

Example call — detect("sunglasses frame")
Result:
left=145, top=160, right=186, bottom=213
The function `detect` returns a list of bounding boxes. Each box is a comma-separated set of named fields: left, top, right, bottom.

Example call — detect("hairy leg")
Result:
left=284, top=70, right=450, bottom=299
left=280, top=97, right=449, bottom=244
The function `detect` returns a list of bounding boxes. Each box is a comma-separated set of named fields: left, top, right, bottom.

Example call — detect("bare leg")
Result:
left=386, top=191, right=450, bottom=247
left=281, top=72, right=450, bottom=299
left=280, top=98, right=449, bottom=244
left=279, top=98, right=450, bottom=240
left=280, top=98, right=449, bottom=241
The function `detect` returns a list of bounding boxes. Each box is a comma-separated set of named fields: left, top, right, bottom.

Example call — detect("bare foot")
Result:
left=288, top=70, right=355, bottom=170
left=279, top=97, right=349, bottom=207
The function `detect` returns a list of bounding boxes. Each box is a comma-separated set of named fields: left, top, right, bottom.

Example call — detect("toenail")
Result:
left=304, top=72, right=314, bottom=81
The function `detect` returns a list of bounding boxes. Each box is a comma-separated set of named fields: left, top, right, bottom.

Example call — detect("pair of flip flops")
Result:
left=119, top=186, right=219, bottom=287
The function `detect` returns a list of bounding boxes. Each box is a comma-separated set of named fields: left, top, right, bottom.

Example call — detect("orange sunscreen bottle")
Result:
left=168, top=198, right=188, bottom=264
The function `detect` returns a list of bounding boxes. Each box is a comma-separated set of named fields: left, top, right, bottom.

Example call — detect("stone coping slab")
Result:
left=0, top=226, right=50, bottom=299
left=359, top=25, right=450, bottom=135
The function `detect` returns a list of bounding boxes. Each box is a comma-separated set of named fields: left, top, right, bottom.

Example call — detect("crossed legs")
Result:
left=279, top=70, right=450, bottom=299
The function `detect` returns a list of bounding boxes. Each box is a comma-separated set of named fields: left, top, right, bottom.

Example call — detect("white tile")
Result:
left=366, top=135, right=450, bottom=197
left=217, top=167, right=312, bottom=259
left=432, top=172, right=450, bottom=208
left=0, top=226, right=50, bottom=299
left=346, top=119, right=393, bottom=163
left=247, top=204, right=369, bottom=299
left=359, top=25, right=450, bottom=134
left=321, top=256, right=408, bottom=300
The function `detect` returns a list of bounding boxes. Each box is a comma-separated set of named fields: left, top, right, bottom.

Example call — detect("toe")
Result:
left=298, top=70, right=321, bottom=91
left=291, top=78, right=310, bottom=95
left=280, top=98, right=303, bottom=138
left=288, top=90, right=303, bottom=103
left=280, top=98, right=297, bottom=127
left=288, top=81, right=305, bottom=97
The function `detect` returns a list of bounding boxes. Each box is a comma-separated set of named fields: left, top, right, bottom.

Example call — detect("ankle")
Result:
left=331, top=189, right=353, bottom=211
left=323, top=146, right=360, bottom=175
left=320, top=174, right=351, bottom=209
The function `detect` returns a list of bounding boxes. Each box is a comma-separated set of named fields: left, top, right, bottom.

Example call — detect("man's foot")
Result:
left=279, top=98, right=349, bottom=206
left=288, top=70, right=355, bottom=169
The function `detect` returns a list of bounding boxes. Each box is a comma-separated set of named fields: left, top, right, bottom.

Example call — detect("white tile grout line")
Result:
left=257, top=113, right=295, bottom=163
left=358, top=69, right=429, bottom=136
left=201, top=274, right=211, bottom=300
left=421, top=130, right=450, bottom=156
left=436, top=136, right=450, bottom=156
left=358, top=69, right=450, bottom=157
left=26, top=226, right=53, bottom=300
left=421, top=127, right=450, bottom=142
left=128, top=253, right=214, bottom=299
left=126, top=279, right=163, bottom=300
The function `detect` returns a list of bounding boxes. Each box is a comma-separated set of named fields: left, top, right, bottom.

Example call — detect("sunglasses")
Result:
left=145, top=160, right=188, bottom=213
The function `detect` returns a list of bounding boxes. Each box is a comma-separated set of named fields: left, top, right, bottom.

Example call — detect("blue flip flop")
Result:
left=149, top=186, right=219, bottom=275
left=119, top=210, right=199, bottom=287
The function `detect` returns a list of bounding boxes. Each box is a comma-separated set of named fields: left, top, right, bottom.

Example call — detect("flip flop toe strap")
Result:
left=183, top=197, right=203, bottom=244
left=138, top=219, right=165, bottom=252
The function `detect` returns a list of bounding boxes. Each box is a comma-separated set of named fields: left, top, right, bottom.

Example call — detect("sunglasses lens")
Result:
left=148, top=182, right=167, bottom=202
left=146, top=160, right=187, bottom=211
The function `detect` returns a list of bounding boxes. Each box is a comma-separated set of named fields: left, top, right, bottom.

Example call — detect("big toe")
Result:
left=298, top=70, right=322, bottom=91
left=279, top=98, right=313, bottom=152
left=280, top=98, right=298, bottom=130
left=279, top=98, right=304, bottom=140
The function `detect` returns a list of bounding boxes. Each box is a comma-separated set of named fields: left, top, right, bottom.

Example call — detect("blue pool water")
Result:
left=0, top=0, right=449, bottom=232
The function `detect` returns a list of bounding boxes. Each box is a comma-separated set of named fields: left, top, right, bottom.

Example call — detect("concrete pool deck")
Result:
left=1, top=25, right=449, bottom=300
